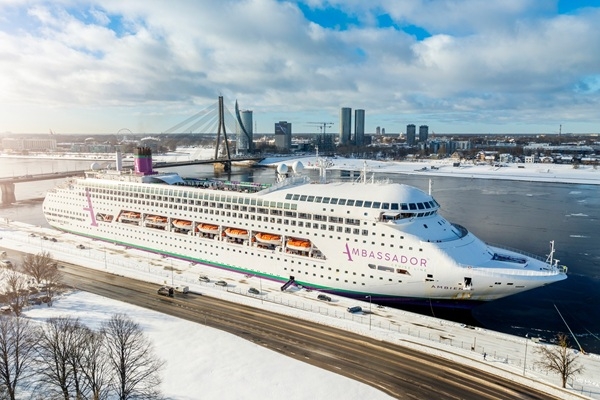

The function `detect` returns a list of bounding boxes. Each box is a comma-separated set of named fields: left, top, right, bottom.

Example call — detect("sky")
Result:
left=1, top=1, right=600, bottom=136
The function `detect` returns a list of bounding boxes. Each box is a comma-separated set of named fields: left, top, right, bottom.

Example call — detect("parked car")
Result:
left=248, top=287, right=260, bottom=295
left=215, top=280, right=227, bottom=287
left=76, top=244, right=86, bottom=249
left=317, top=294, right=332, bottom=302
left=49, top=238, right=57, bottom=242
left=347, top=306, right=362, bottom=313
left=198, top=275, right=210, bottom=282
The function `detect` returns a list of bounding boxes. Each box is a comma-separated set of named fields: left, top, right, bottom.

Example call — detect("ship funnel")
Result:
left=134, top=147, right=153, bottom=175
left=115, top=149, right=123, bottom=172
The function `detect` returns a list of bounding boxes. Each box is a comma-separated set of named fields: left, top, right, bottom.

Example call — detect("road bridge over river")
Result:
left=0, top=156, right=264, bottom=205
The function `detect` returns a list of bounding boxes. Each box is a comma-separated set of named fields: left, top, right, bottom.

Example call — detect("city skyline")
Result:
left=1, top=1, right=600, bottom=135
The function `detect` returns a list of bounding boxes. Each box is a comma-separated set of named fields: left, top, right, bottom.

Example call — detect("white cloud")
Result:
left=0, top=0, right=599, bottom=133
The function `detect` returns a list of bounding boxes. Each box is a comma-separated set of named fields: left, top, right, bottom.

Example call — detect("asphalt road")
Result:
left=53, top=261, right=562, bottom=400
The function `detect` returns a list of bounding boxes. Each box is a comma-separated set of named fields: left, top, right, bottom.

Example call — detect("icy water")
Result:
left=1, top=157, right=598, bottom=353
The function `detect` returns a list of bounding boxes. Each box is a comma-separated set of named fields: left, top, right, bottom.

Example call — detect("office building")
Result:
left=419, top=125, right=429, bottom=142
left=339, top=107, right=352, bottom=145
left=354, top=109, right=365, bottom=146
left=406, top=124, right=416, bottom=146
left=274, top=121, right=292, bottom=150
left=235, top=102, right=253, bottom=153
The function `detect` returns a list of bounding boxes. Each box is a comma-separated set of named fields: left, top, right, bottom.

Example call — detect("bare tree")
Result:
left=35, top=316, right=86, bottom=400
left=79, top=327, right=112, bottom=400
left=0, top=316, right=39, bottom=400
left=20, top=252, right=62, bottom=304
left=20, top=252, right=54, bottom=285
left=3, top=272, right=29, bottom=316
left=535, top=333, right=585, bottom=388
left=103, top=314, right=163, bottom=400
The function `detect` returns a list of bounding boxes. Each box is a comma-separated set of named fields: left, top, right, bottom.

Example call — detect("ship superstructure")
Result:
left=42, top=148, right=567, bottom=308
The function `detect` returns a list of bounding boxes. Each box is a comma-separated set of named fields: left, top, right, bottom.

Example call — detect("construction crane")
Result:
left=307, top=122, right=334, bottom=134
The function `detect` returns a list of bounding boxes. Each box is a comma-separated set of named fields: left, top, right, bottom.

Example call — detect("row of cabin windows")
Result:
left=83, top=183, right=441, bottom=215
left=285, top=193, right=440, bottom=212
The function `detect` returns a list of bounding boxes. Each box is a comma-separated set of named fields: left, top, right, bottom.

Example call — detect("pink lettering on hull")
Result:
left=342, top=243, right=427, bottom=267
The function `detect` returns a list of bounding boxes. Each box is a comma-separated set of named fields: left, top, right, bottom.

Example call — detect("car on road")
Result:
left=198, top=275, right=210, bottom=282
left=215, top=280, right=227, bottom=287
left=49, top=238, right=57, bottom=242
left=248, top=287, right=260, bottom=295
left=347, top=306, right=362, bottom=313
left=76, top=244, right=86, bottom=249
left=317, top=294, right=332, bottom=302
left=157, top=286, right=174, bottom=297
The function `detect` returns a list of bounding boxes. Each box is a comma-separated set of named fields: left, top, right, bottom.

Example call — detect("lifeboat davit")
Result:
left=225, top=228, right=249, bottom=240
left=286, top=238, right=312, bottom=251
left=197, top=223, right=219, bottom=234
left=173, top=219, right=193, bottom=230
left=255, top=232, right=282, bottom=245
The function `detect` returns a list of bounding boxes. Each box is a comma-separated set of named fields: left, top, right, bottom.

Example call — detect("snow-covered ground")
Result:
left=1, top=222, right=598, bottom=400
left=257, top=155, right=600, bottom=186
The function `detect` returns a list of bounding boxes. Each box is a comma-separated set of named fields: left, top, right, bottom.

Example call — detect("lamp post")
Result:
left=366, top=295, right=372, bottom=330
left=523, top=334, right=529, bottom=376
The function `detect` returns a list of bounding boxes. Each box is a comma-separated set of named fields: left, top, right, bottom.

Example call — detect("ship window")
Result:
left=345, top=199, right=354, bottom=206
left=354, top=200, right=363, bottom=207
left=292, top=194, right=299, bottom=200
left=417, top=203, right=425, bottom=210
left=307, top=196, right=314, bottom=202
left=330, top=198, right=338, bottom=204
left=424, top=202, right=431, bottom=209
left=315, top=196, right=322, bottom=202
left=299, top=195, right=307, bottom=201
left=285, top=194, right=293, bottom=200
left=322, top=197, right=330, bottom=203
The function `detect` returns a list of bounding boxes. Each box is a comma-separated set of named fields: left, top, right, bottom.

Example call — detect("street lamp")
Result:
left=523, top=334, right=529, bottom=376
left=365, top=295, right=372, bottom=330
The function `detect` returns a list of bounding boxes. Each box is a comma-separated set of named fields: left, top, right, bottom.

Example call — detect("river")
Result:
left=1, top=156, right=598, bottom=353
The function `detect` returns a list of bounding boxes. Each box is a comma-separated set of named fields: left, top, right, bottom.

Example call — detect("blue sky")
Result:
left=1, top=0, right=600, bottom=135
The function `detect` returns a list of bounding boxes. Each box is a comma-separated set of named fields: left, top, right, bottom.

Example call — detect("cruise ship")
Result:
left=42, top=148, right=567, bottom=308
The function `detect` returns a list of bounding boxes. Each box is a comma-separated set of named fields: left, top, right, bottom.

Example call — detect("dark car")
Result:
left=198, top=275, right=210, bottom=283
left=347, top=306, right=362, bottom=313
left=215, top=280, right=227, bottom=287
left=49, top=238, right=57, bottom=242
left=248, top=287, right=260, bottom=295
left=157, top=286, right=174, bottom=297
left=76, top=244, right=86, bottom=249
left=317, top=294, right=332, bottom=302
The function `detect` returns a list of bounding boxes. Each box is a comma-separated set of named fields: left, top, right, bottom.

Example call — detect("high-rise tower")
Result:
left=235, top=101, right=253, bottom=154
left=339, top=107, right=352, bottom=145
left=406, top=124, right=416, bottom=145
left=354, top=109, right=365, bottom=146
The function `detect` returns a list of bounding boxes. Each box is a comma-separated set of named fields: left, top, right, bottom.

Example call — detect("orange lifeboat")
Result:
left=255, top=232, right=282, bottom=245
left=286, top=238, right=312, bottom=251
left=173, top=219, right=193, bottom=230
left=145, top=215, right=168, bottom=226
left=121, top=211, right=141, bottom=221
left=224, top=228, right=249, bottom=240
left=197, top=223, right=219, bottom=234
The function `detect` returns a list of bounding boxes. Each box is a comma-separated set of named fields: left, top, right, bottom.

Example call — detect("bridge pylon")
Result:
left=214, top=96, right=232, bottom=172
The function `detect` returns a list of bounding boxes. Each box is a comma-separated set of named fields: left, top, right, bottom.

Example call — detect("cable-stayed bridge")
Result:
left=162, top=96, right=254, bottom=168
